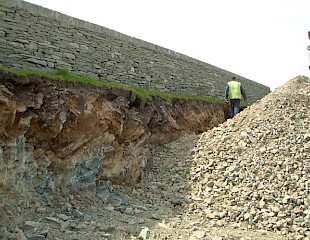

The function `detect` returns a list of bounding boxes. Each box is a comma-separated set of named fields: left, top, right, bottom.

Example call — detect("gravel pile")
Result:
left=137, top=75, right=309, bottom=239
left=189, top=76, right=310, bottom=239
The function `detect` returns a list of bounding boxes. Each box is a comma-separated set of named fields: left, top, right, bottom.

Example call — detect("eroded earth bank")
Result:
left=0, top=69, right=228, bottom=191
left=0, top=71, right=309, bottom=240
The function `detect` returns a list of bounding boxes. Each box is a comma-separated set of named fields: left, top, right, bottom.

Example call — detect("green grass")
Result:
left=0, top=66, right=226, bottom=108
left=148, top=89, right=223, bottom=104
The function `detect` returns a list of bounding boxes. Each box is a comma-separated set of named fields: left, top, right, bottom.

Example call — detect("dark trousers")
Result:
left=230, top=99, right=241, bottom=118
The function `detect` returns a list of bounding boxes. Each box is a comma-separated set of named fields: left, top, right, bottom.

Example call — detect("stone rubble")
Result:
left=0, top=75, right=309, bottom=239
left=134, top=75, right=309, bottom=239
left=187, top=76, right=310, bottom=238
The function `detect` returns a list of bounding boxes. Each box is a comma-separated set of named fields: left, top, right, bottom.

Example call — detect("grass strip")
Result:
left=0, top=66, right=228, bottom=108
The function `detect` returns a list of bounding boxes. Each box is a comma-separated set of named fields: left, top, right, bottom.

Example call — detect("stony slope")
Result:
left=188, top=75, right=309, bottom=237
left=0, top=75, right=309, bottom=240
left=135, top=75, right=309, bottom=239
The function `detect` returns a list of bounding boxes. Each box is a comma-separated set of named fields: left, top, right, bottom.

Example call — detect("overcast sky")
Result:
left=25, top=0, right=310, bottom=90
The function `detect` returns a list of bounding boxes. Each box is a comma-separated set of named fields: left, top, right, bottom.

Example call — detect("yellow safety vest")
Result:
left=228, top=81, right=242, bottom=99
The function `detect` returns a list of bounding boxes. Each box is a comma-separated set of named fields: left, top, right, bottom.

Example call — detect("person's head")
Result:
left=232, top=76, right=236, bottom=80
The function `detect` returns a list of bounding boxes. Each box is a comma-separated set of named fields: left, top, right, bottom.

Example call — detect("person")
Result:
left=225, top=76, right=247, bottom=118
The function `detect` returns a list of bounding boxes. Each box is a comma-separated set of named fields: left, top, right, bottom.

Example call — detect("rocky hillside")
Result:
left=0, top=74, right=309, bottom=240
left=0, top=69, right=228, bottom=194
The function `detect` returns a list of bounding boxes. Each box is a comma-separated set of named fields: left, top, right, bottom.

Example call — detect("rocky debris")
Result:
left=188, top=76, right=309, bottom=238
left=0, top=75, right=309, bottom=240
left=135, top=76, right=309, bottom=239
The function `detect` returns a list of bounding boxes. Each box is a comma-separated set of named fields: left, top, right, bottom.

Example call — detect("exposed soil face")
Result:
left=0, top=69, right=228, bottom=192
left=0, top=72, right=309, bottom=240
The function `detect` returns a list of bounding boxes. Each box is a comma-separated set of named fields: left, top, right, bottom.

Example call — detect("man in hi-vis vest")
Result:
left=225, top=76, right=247, bottom=118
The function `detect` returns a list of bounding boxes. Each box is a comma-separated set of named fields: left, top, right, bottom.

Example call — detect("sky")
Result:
left=25, top=0, right=310, bottom=90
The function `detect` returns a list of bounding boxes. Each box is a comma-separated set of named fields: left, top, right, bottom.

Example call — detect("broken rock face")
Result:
left=0, top=70, right=228, bottom=193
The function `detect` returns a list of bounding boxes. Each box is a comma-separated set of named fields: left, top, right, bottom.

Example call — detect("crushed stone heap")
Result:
left=137, top=75, right=309, bottom=239
left=189, top=76, right=310, bottom=238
